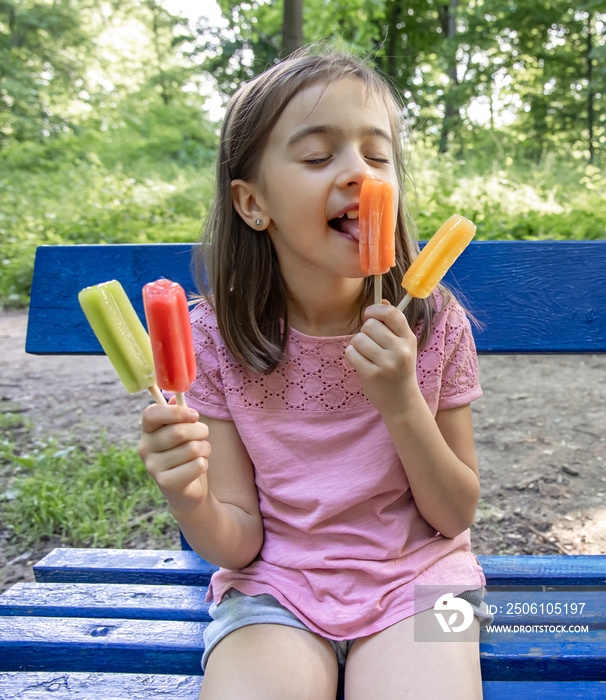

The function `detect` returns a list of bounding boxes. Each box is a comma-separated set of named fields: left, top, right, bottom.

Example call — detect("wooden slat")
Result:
left=480, top=629, right=606, bottom=681
left=33, top=549, right=218, bottom=586
left=0, top=675, right=604, bottom=700
left=1, top=615, right=604, bottom=681
left=0, top=582, right=211, bottom=622
left=25, top=241, right=606, bottom=355
left=483, top=681, right=606, bottom=699
left=32, top=548, right=606, bottom=587
left=0, top=617, right=206, bottom=675
left=482, top=590, right=605, bottom=626
left=478, top=554, right=606, bottom=587
left=3, top=584, right=604, bottom=629
left=0, top=672, right=203, bottom=699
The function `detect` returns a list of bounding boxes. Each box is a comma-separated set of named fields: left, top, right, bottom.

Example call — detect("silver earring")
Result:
left=254, top=218, right=263, bottom=228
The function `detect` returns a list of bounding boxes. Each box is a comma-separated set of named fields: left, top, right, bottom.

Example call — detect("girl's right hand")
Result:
left=138, top=403, right=212, bottom=511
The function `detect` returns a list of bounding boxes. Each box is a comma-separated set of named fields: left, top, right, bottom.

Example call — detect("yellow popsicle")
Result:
left=397, top=214, right=476, bottom=311
left=78, top=280, right=165, bottom=403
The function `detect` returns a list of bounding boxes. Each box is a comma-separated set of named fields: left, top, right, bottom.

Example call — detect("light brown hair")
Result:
left=194, top=44, right=453, bottom=373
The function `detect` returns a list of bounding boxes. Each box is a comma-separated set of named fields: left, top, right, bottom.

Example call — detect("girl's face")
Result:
left=253, top=77, right=399, bottom=287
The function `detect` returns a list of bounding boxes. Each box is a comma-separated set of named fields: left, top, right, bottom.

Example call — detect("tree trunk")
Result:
left=384, top=0, right=404, bottom=81
left=282, top=0, right=304, bottom=58
left=586, top=12, right=595, bottom=164
left=438, top=0, right=460, bottom=154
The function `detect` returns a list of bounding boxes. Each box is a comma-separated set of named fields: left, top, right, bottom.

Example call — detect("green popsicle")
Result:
left=78, top=280, right=165, bottom=404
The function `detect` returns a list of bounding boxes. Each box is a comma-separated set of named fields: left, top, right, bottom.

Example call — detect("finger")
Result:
left=344, top=343, right=378, bottom=375
left=358, top=317, right=395, bottom=350
left=146, top=439, right=211, bottom=478
left=142, top=403, right=199, bottom=434
left=153, top=457, right=209, bottom=494
left=146, top=421, right=210, bottom=455
left=347, top=332, right=388, bottom=369
left=364, top=302, right=413, bottom=338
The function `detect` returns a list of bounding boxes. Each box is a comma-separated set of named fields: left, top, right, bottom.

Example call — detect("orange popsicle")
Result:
left=397, top=214, right=476, bottom=312
left=142, top=278, right=196, bottom=406
left=359, top=178, right=396, bottom=304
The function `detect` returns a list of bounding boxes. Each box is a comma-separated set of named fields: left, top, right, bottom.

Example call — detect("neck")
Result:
left=285, top=278, right=364, bottom=337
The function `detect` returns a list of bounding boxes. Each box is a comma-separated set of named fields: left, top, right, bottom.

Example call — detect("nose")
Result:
left=336, top=148, right=374, bottom=189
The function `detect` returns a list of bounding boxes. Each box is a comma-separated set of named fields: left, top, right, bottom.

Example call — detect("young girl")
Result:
left=139, top=45, right=491, bottom=699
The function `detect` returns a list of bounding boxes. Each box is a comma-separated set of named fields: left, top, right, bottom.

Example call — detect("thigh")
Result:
left=200, top=623, right=340, bottom=700
left=344, top=609, right=483, bottom=700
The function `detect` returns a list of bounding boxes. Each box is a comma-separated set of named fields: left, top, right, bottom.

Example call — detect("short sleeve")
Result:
left=184, top=303, right=233, bottom=420
left=437, top=303, right=482, bottom=411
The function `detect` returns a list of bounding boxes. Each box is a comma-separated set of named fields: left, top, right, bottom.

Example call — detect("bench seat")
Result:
left=0, top=673, right=602, bottom=699
left=1, top=549, right=605, bottom=696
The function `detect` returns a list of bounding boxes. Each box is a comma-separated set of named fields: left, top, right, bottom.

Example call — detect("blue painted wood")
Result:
left=480, top=630, right=606, bottom=681
left=0, top=672, right=203, bottom=699
left=33, top=548, right=218, bottom=586
left=2, top=675, right=603, bottom=700
left=32, top=548, right=606, bottom=587
left=1, top=614, right=604, bottom=681
left=0, top=617, right=206, bottom=675
left=0, top=582, right=211, bottom=622
left=482, top=590, right=605, bottom=626
left=26, top=244, right=199, bottom=355
left=478, top=554, right=606, bottom=587
left=3, top=583, right=604, bottom=632
left=25, top=241, right=606, bottom=355
left=483, top=681, right=606, bottom=699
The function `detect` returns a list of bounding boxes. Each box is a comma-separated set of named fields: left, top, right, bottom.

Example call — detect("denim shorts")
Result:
left=201, top=587, right=493, bottom=671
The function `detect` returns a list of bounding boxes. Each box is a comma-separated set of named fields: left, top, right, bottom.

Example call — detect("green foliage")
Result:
left=0, top=414, right=176, bottom=549
left=0, top=0, right=92, bottom=145
left=0, top=88, right=217, bottom=307
left=408, top=148, right=606, bottom=241
left=2, top=0, right=606, bottom=311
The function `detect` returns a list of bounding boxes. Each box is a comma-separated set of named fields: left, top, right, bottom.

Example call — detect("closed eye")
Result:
left=304, top=156, right=332, bottom=165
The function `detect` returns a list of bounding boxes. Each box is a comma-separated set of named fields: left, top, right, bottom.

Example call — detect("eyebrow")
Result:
left=286, top=124, right=392, bottom=149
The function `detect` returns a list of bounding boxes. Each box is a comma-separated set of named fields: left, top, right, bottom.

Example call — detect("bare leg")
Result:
left=344, top=609, right=483, bottom=700
left=200, top=623, right=339, bottom=700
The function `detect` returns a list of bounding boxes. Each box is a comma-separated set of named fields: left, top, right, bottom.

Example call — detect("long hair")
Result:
left=194, top=45, right=452, bottom=373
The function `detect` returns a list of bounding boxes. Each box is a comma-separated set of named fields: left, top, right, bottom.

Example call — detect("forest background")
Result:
left=1, top=0, right=606, bottom=582
left=2, top=0, right=606, bottom=307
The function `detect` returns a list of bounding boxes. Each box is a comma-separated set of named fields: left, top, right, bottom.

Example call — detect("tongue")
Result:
left=335, top=217, right=359, bottom=241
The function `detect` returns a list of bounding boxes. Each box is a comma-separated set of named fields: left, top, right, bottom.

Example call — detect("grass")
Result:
left=0, top=411, right=178, bottom=553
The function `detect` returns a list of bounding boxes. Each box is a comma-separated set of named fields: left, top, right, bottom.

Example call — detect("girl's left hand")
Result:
left=345, top=301, right=419, bottom=418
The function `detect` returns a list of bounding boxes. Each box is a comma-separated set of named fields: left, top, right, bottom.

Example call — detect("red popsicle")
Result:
left=359, top=178, right=396, bottom=304
left=142, top=278, right=196, bottom=406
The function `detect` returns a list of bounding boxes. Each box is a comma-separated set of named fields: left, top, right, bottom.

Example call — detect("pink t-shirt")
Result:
left=184, top=297, right=486, bottom=640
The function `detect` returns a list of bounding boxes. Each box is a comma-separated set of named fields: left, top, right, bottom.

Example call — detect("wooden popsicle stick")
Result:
left=374, top=275, right=382, bottom=305
left=397, top=291, right=413, bottom=312
left=148, top=384, right=167, bottom=405
left=175, top=392, right=187, bottom=406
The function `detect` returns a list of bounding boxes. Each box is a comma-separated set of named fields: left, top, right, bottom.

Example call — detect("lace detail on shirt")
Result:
left=416, top=303, right=481, bottom=404
left=188, top=300, right=480, bottom=413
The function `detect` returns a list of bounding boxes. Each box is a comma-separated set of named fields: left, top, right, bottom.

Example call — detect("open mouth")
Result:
left=329, top=211, right=360, bottom=241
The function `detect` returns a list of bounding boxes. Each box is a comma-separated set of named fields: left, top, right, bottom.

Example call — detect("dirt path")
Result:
left=1, top=311, right=605, bottom=591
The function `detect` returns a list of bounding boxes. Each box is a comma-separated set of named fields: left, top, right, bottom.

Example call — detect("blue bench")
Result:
left=1, top=240, right=606, bottom=698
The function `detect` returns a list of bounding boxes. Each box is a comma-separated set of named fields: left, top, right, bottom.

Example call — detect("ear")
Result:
left=231, top=179, right=269, bottom=230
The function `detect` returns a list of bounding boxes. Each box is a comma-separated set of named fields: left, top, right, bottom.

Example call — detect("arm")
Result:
left=139, top=404, right=263, bottom=569
left=345, top=302, right=480, bottom=538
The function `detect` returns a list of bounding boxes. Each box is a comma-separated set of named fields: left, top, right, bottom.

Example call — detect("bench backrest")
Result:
left=26, top=241, right=606, bottom=355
